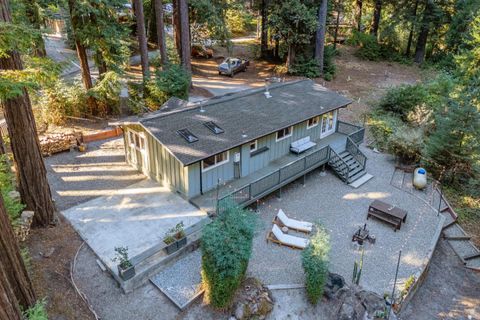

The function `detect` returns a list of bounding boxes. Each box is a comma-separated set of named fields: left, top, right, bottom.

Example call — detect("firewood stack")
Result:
left=39, top=132, right=83, bottom=156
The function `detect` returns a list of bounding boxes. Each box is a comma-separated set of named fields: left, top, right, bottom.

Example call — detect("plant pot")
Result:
left=118, top=265, right=135, bottom=281
left=164, top=241, right=179, bottom=255
left=176, top=237, right=187, bottom=249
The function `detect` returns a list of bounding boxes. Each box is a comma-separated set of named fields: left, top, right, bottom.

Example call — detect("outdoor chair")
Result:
left=267, top=224, right=310, bottom=250
left=273, top=209, right=313, bottom=233
left=290, top=136, right=316, bottom=154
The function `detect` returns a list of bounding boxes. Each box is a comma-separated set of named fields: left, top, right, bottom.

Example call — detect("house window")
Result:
left=276, top=126, right=293, bottom=141
left=249, top=140, right=258, bottom=153
left=202, top=151, right=229, bottom=172
left=307, top=116, right=320, bottom=129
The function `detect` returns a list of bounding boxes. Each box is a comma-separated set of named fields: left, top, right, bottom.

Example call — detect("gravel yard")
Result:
left=45, top=138, right=145, bottom=210
left=247, top=146, right=444, bottom=296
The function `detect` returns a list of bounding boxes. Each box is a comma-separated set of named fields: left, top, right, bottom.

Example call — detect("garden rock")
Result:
left=231, top=278, right=273, bottom=320
left=356, top=290, right=386, bottom=316
left=324, top=272, right=346, bottom=299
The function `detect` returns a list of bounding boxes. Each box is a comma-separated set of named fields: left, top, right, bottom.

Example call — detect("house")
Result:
left=113, top=80, right=367, bottom=213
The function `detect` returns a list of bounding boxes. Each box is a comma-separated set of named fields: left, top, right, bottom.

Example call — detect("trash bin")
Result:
left=413, top=167, right=427, bottom=190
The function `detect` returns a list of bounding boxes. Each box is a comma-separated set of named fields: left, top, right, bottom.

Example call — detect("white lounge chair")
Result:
left=273, top=209, right=313, bottom=233
left=267, top=224, right=310, bottom=249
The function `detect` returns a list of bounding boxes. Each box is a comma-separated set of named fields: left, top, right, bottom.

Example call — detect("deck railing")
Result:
left=217, top=145, right=331, bottom=213
left=346, top=136, right=367, bottom=169
left=328, top=148, right=350, bottom=182
left=337, top=120, right=365, bottom=145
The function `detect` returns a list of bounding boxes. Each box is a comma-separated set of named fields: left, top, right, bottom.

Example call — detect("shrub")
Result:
left=89, top=71, right=122, bottom=116
left=301, top=225, right=330, bottom=304
left=349, top=31, right=384, bottom=61
left=201, top=203, right=256, bottom=309
left=323, top=45, right=337, bottom=81
left=368, top=111, right=403, bottom=150
left=289, top=58, right=321, bottom=78
left=377, top=84, right=429, bottom=121
left=23, top=299, right=48, bottom=320
left=387, top=125, right=424, bottom=163
left=145, top=64, right=190, bottom=110
left=0, top=155, right=24, bottom=222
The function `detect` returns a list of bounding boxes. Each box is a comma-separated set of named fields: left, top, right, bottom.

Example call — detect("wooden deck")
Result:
left=190, top=133, right=348, bottom=214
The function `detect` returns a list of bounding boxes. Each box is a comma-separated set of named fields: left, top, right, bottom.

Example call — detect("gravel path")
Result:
left=247, top=146, right=444, bottom=296
left=45, top=137, right=145, bottom=211
left=150, top=251, right=203, bottom=309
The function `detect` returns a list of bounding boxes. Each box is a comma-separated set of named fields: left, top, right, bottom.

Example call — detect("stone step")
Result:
left=349, top=173, right=373, bottom=188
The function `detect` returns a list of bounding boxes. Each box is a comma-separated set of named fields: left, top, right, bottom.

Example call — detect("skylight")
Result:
left=177, top=129, right=199, bottom=143
left=204, top=121, right=224, bottom=134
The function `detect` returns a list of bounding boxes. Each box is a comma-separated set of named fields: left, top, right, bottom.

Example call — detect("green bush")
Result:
left=145, top=64, right=190, bottom=110
left=387, top=126, right=424, bottom=163
left=23, top=299, right=48, bottom=320
left=0, top=155, right=24, bottom=223
left=377, top=84, right=429, bottom=121
left=368, top=111, right=404, bottom=150
left=89, top=71, right=122, bottom=116
left=301, top=225, right=330, bottom=304
left=201, top=203, right=256, bottom=309
left=323, top=45, right=337, bottom=81
left=348, top=31, right=384, bottom=61
left=289, top=58, right=321, bottom=78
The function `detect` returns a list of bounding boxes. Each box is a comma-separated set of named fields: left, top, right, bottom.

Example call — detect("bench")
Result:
left=367, top=200, right=407, bottom=231
left=290, top=136, right=316, bottom=154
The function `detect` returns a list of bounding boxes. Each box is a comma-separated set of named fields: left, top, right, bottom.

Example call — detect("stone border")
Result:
left=396, top=214, right=445, bottom=313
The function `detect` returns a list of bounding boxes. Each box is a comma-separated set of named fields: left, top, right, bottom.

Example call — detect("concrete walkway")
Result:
left=62, top=179, right=207, bottom=273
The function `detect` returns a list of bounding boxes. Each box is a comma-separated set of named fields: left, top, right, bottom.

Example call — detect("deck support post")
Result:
left=276, top=187, right=282, bottom=199
left=302, top=174, right=306, bottom=186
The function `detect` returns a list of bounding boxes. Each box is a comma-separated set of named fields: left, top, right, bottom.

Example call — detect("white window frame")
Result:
left=276, top=126, right=293, bottom=142
left=201, top=151, right=230, bottom=172
left=249, top=140, right=258, bottom=153
left=307, top=116, right=320, bottom=129
left=320, top=110, right=338, bottom=138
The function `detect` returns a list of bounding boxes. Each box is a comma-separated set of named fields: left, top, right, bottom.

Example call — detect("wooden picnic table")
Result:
left=367, top=200, right=407, bottom=231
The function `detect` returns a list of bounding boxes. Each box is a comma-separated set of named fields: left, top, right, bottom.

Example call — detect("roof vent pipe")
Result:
left=264, top=79, right=272, bottom=99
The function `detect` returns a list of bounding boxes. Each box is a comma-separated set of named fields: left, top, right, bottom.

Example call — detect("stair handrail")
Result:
left=329, top=148, right=349, bottom=182
left=346, top=137, right=367, bottom=170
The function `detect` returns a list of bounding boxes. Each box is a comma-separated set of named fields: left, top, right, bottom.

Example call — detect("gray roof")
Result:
left=139, top=79, right=352, bottom=166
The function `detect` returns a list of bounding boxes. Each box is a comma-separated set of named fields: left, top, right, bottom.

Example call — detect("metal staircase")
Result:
left=328, top=137, right=367, bottom=184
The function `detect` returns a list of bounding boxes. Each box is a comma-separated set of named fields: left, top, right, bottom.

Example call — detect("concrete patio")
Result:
left=62, top=179, right=208, bottom=275
left=247, top=146, right=445, bottom=296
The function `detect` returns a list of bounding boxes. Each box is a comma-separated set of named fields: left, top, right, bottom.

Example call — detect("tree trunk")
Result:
left=23, top=0, right=46, bottom=57
left=370, top=0, right=382, bottom=38
left=95, top=51, right=108, bottom=77
left=133, top=0, right=150, bottom=81
left=260, top=0, right=268, bottom=57
left=355, top=0, right=363, bottom=31
left=414, top=0, right=433, bottom=64
left=0, top=0, right=56, bottom=227
left=0, top=260, right=22, bottom=320
left=67, top=0, right=98, bottom=115
left=405, top=0, right=419, bottom=56
left=173, top=0, right=182, bottom=60
left=154, top=0, right=168, bottom=66
left=0, top=192, right=36, bottom=310
left=333, top=9, right=341, bottom=50
left=314, top=0, right=328, bottom=76
left=178, top=0, right=191, bottom=74
left=286, top=44, right=295, bottom=69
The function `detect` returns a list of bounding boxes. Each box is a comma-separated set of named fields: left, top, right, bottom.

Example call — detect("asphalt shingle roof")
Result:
left=140, top=79, right=352, bottom=165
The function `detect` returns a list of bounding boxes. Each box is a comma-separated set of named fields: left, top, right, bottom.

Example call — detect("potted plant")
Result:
left=174, top=222, right=187, bottom=248
left=112, top=246, right=135, bottom=281
left=163, top=229, right=178, bottom=254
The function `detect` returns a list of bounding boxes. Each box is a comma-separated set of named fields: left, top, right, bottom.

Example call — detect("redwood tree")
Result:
left=154, top=0, right=168, bottom=66
left=0, top=261, right=22, bottom=320
left=0, top=193, right=36, bottom=310
left=414, top=0, right=434, bottom=63
left=178, top=0, right=191, bottom=74
left=0, top=0, right=56, bottom=227
left=355, top=0, right=363, bottom=31
left=370, top=0, right=382, bottom=38
left=315, top=0, right=328, bottom=76
left=133, top=0, right=150, bottom=81
left=260, top=0, right=268, bottom=57
left=67, top=0, right=98, bottom=114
